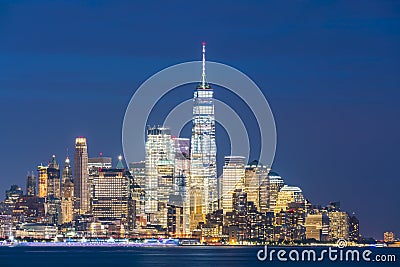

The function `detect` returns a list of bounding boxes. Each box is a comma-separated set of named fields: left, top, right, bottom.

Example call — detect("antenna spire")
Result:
left=201, top=41, right=206, bottom=88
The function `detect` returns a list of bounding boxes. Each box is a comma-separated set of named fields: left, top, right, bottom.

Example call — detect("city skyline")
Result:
left=0, top=44, right=393, bottom=241
left=0, top=1, right=399, bottom=239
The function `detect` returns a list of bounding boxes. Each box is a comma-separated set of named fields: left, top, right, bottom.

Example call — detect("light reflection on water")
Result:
left=0, top=246, right=399, bottom=267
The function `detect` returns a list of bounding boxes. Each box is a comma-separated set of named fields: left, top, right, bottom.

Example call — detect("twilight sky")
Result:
left=0, top=1, right=399, bottom=239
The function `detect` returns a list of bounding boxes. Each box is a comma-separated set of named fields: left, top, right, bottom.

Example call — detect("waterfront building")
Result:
left=222, top=156, right=245, bottom=213
left=244, top=161, right=270, bottom=213
left=327, top=211, right=349, bottom=241
left=61, top=179, right=74, bottom=224
left=246, top=202, right=264, bottom=243
left=12, top=196, right=46, bottom=223
left=268, top=171, right=284, bottom=212
left=145, top=126, right=174, bottom=227
left=92, top=167, right=129, bottom=222
left=173, top=138, right=190, bottom=195
left=349, top=213, right=360, bottom=242
left=173, top=138, right=190, bottom=235
left=223, top=189, right=249, bottom=244
left=128, top=161, right=146, bottom=228
left=167, top=195, right=184, bottom=237
left=189, top=42, right=217, bottom=230
left=384, top=231, right=395, bottom=243
left=37, top=165, right=48, bottom=198
left=200, top=209, right=224, bottom=243
left=88, top=155, right=112, bottom=212
left=274, top=209, right=306, bottom=242
left=305, top=213, right=329, bottom=241
left=0, top=214, right=12, bottom=238
left=61, top=155, right=74, bottom=224
left=74, top=137, right=90, bottom=214
left=44, top=155, right=62, bottom=225
left=15, top=223, right=57, bottom=239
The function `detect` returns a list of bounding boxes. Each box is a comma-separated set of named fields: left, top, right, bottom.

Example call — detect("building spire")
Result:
left=116, top=155, right=124, bottom=169
left=201, top=41, right=207, bottom=89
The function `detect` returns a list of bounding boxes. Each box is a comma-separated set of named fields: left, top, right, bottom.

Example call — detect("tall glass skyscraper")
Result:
left=222, top=156, right=245, bottom=213
left=37, top=165, right=48, bottom=198
left=244, top=161, right=270, bottom=213
left=145, top=126, right=174, bottom=227
left=189, top=42, right=217, bottom=230
left=74, top=137, right=89, bottom=215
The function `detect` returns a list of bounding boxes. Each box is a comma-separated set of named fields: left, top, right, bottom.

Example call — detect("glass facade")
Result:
left=244, top=163, right=270, bottom=213
left=92, top=168, right=129, bottom=220
left=37, top=165, right=48, bottom=198
left=189, top=84, right=217, bottom=230
left=74, top=137, right=89, bottom=214
left=222, top=156, right=245, bottom=212
left=145, top=126, right=174, bottom=227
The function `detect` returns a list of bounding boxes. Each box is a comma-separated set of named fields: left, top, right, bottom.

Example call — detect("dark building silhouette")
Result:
left=26, top=171, right=36, bottom=196
left=349, top=213, right=360, bottom=242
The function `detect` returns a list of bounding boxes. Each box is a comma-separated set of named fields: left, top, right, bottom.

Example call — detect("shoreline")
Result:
left=0, top=241, right=395, bottom=248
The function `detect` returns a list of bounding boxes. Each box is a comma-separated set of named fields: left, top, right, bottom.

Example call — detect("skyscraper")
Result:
left=61, top=156, right=74, bottom=224
left=145, top=126, right=174, bottom=227
left=268, top=171, right=284, bottom=212
left=61, top=179, right=74, bottom=224
left=221, top=156, right=245, bottom=213
left=92, top=167, right=129, bottom=221
left=349, top=213, right=360, bottom=242
left=173, top=138, right=190, bottom=197
left=74, top=137, right=90, bottom=214
left=88, top=155, right=113, bottom=211
left=189, top=42, right=217, bottom=230
left=129, top=161, right=146, bottom=227
left=37, top=165, right=48, bottom=198
left=46, top=155, right=62, bottom=224
left=327, top=211, right=349, bottom=241
left=47, top=155, right=61, bottom=199
left=244, top=161, right=270, bottom=213
left=173, top=138, right=190, bottom=235
left=26, top=171, right=36, bottom=196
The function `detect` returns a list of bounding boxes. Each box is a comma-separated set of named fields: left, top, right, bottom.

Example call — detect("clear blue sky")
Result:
left=0, top=1, right=399, bottom=239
